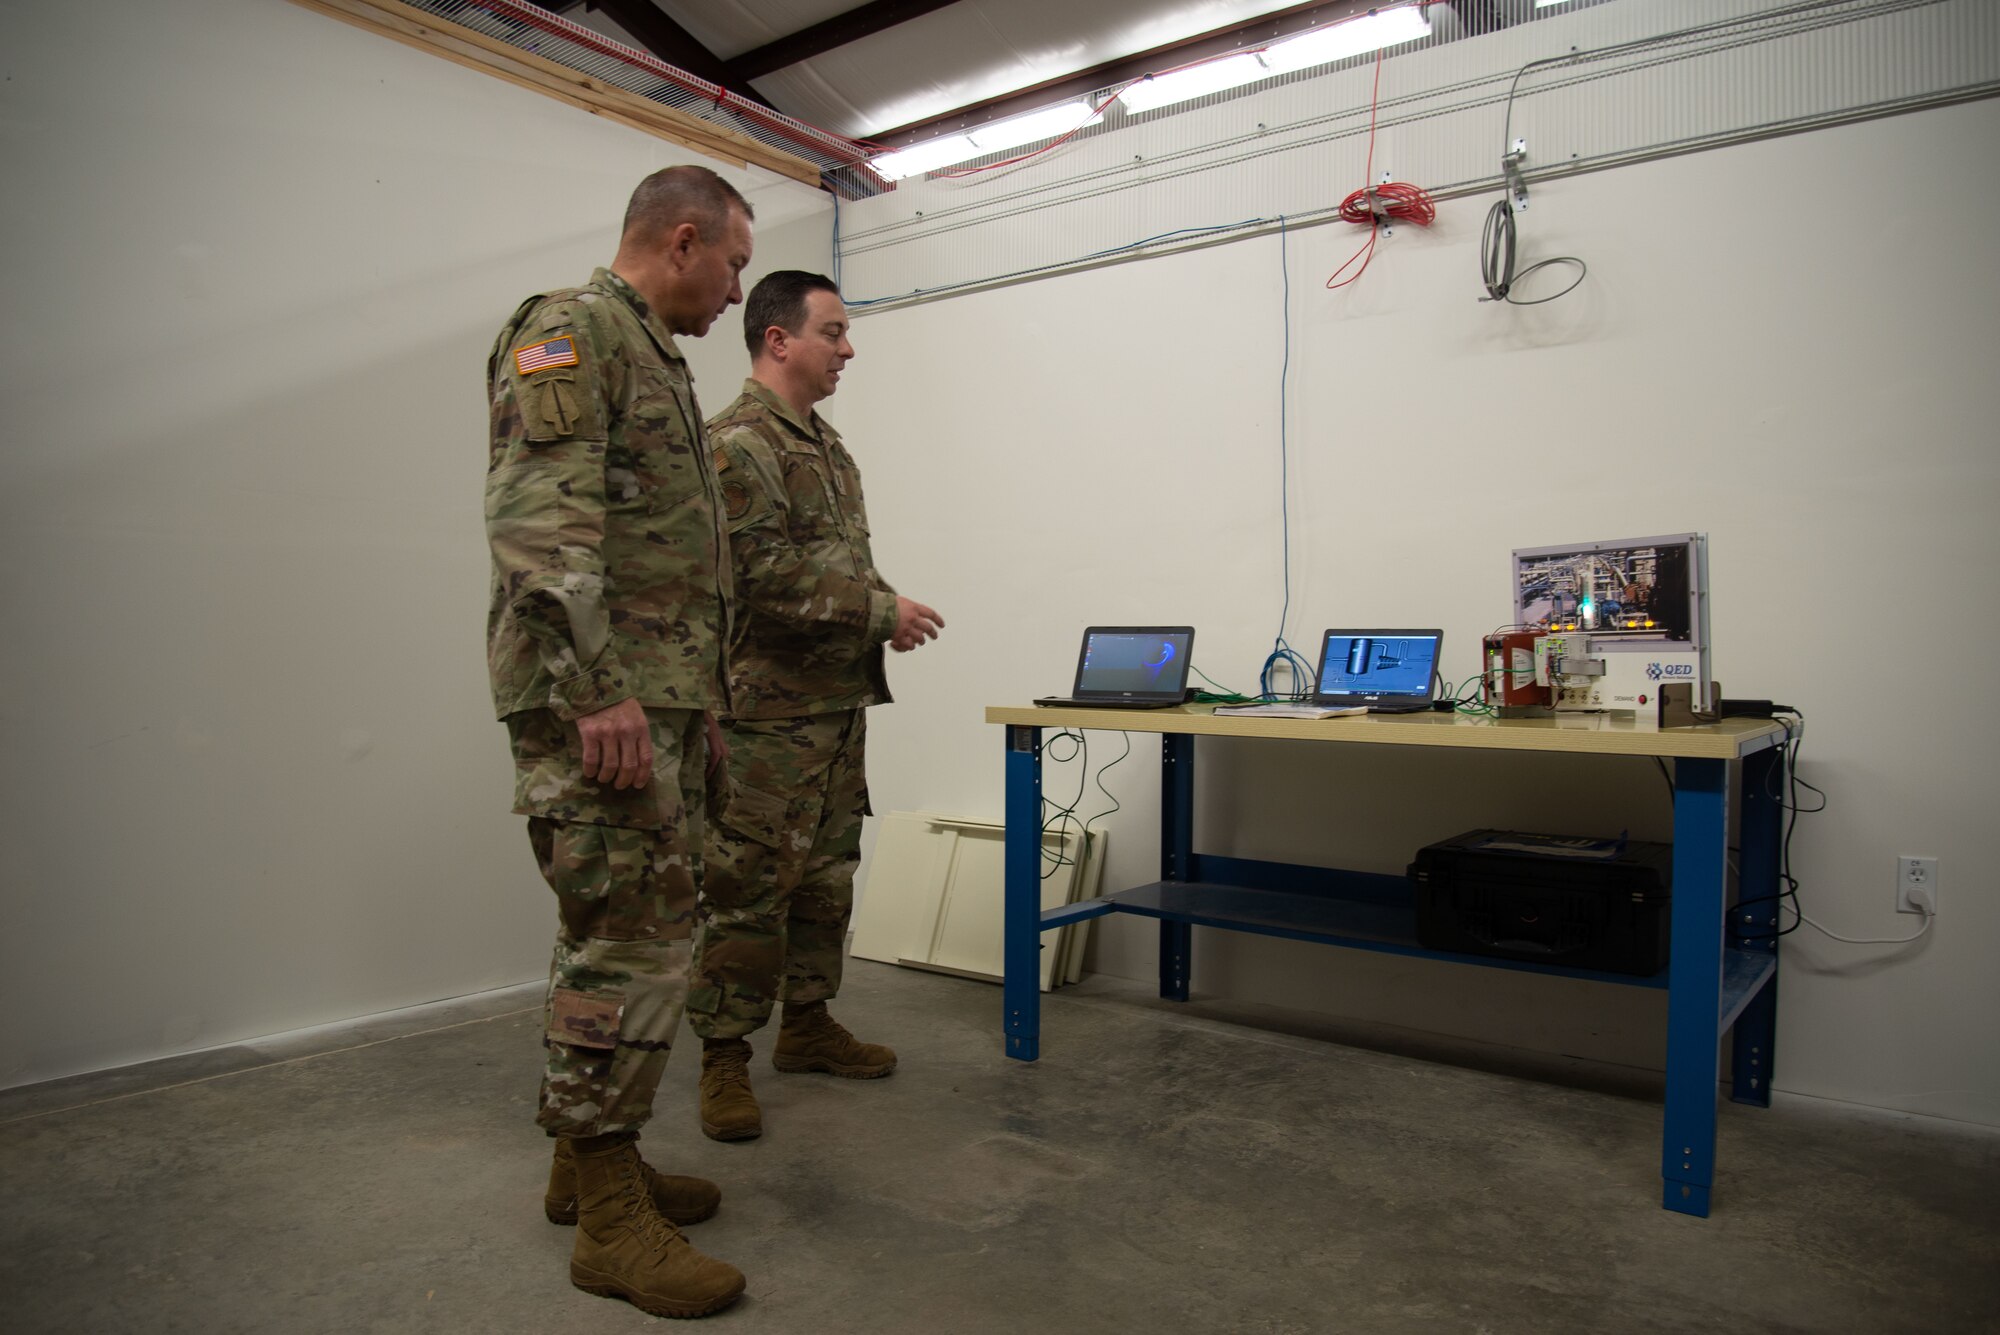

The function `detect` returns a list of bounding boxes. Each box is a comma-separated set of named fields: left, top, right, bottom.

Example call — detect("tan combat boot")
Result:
left=544, top=1137, right=721, bottom=1226
left=698, top=1038, right=763, bottom=1142
left=771, top=1000, right=897, bottom=1078
left=566, top=1133, right=745, bottom=1319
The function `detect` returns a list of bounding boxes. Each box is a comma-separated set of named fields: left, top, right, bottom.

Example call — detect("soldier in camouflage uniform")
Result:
left=688, top=270, right=944, bottom=1142
left=485, top=164, right=752, bottom=1320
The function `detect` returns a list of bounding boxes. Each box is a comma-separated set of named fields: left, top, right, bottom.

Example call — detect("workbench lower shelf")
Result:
left=1042, top=877, right=1777, bottom=1038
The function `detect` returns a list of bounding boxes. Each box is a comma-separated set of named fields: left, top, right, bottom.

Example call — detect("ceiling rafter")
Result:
left=570, top=0, right=778, bottom=109
left=725, top=0, right=966, bottom=83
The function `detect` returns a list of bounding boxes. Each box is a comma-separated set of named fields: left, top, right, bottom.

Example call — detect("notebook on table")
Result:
left=1034, top=627, right=1195, bottom=710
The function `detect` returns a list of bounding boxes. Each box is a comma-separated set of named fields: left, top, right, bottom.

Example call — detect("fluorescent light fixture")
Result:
left=1260, top=8, right=1433, bottom=75
left=868, top=134, right=979, bottom=180
left=1535, top=1, right=1579, bottom=7
left=867, top=101, right=1097, bottom=179
left=965, top=101, right=1095, bottom=153
left=1118, top=54, right=1266, bottom=113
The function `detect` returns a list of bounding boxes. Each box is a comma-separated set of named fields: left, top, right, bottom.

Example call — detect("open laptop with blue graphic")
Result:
left=1312, top=630, right=1443, bottom=713
left=1035, top=626, right=1194, bottom=710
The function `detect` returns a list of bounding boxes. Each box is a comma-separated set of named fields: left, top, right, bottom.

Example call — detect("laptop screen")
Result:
left=1073, top=627, right=1194, bottom=700
left=1313, top=630, right=1442, bottom=705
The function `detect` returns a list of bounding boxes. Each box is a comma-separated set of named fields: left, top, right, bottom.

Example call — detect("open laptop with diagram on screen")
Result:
left=1213, top=628, right=1444, bottom=718
left=1313, top=629, right=1443, bottom=713
left=1034, top=626, right=1194, bottom=710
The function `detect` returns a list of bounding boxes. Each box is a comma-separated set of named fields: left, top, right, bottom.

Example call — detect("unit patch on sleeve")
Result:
left=514, top=336, right=580, bottom=376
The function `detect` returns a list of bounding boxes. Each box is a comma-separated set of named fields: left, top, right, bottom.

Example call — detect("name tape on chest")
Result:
left=514, top=336, right=579, bottom=376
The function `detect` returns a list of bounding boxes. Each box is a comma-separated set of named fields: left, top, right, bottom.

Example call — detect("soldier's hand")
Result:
left=892, top=596, right=943, bottom=652
left=704, top=712, right=728, bottom=777
left=577, top=697, right=651, bottom=790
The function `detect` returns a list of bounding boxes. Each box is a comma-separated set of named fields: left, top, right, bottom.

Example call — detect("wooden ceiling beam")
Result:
left=724, top=0, right=965, bottom=83
left=289, top=0, right=821, bottom=185
left=582, top=0, right=778, bottom=109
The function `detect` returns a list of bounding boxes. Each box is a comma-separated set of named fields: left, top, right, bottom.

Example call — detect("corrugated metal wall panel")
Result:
left=836, top=0, right=2000, bottom=310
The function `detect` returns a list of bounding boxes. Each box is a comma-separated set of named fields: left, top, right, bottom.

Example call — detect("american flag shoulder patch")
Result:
left=514, top=335, right=579, bottom=376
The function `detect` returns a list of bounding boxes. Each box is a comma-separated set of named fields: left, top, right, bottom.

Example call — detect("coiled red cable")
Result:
left=1336, top=182, right=1436, bottom=228
left=1325, top=46, right=1435, bottom=291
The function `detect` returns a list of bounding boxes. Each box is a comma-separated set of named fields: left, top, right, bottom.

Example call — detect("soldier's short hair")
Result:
left=622, top=165, right=754, bottom=245
left=744, top=270, right=842, bottom=359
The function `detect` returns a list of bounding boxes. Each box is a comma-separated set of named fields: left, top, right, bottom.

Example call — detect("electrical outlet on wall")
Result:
left=1896, top=855, right=1939, bottom=915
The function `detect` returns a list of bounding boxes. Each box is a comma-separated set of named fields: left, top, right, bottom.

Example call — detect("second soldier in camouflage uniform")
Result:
left=688, top=271, right=943, bottom=1141
left=486, top=165, right=754, bottom=1319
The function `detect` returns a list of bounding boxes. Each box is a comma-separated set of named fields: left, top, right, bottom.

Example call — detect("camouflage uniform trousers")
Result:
left=687, top=710, right=868, bottom=1039
left=523, top=708, right=711, bottom=1137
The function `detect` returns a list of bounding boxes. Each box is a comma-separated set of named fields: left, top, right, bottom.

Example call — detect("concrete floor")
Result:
left=2, top=962, right=1996, bottom=1335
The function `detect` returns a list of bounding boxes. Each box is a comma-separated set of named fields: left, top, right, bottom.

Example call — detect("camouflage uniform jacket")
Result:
left=485, top=267, right=734, bottom=723
left=708, top=379, right=898, bottom=720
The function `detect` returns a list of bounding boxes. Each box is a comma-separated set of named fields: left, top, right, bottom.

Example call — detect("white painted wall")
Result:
left=839, top=98, right=2000, bottom=1127
left=0, top=0, right=829, bottom=1088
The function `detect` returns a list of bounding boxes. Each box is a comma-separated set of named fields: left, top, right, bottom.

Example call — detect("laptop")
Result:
left=1312, top=629, right=1444, bottom=713
left=1034, top=626, right=1195, bottom=710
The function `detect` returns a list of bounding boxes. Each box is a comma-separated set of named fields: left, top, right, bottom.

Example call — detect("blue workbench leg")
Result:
left=1159, top=922, right=1191, bottom=1001
left=1663, top=757, right=1728, bottom=1216
left=1730, top=746, right=1783, bottom=1107
left=1159, top=733, right=1195, bottom=1001
left=1004, top=725, right=1043, bottom=1061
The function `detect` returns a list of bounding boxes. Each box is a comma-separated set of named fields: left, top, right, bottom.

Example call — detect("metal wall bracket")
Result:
left=1367, top=170, right=1396, bottom=235
left=1503, top=137, right=1529, bottom=212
